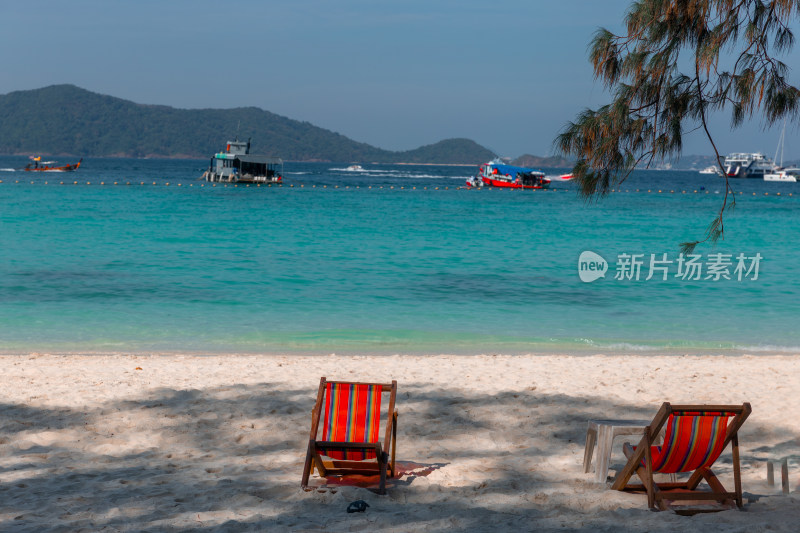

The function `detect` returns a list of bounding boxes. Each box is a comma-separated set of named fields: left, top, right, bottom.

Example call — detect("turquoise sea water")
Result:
left=1, top=156, right=798, bottom=355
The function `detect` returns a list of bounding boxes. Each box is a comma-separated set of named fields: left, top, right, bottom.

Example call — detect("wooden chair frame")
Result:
left=301, top=377, right=398, bottom=494
left=611, top=402, right=751, bottom=514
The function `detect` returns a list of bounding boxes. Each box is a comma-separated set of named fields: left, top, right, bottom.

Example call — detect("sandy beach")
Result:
left=1, top=353, right=798, bottom=532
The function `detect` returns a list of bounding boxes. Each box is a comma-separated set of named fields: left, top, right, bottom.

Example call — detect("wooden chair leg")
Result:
left=615, top=441, right=643, bottom=490
left=686, top=466, right=707, bottom=491
left=701, top=468, right=736, bottom=507
left=301, top=441, right=314, bottom=490
left=310, top=440, right=327, bottom=477
left=731, top=434, right=743, bottom=507
left=313, top=454, right=327, bottom=477
left=633, top=463, right=664, bottom=510
left=390, top=410, right=397, bottom=477
left=644, top=440, right=655, bottom=509
left=379, top=453, right=388, bottom=495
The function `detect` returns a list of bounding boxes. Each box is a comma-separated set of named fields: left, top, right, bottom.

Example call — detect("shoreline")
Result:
left=2, top=344, right=800, bottom=358
left=2, top=353, right=798, bottom=531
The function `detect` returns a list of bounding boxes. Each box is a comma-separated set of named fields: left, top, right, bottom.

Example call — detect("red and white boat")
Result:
left=24, top=156, right=82, bottom=172
left=467, top=159, right=551, bottom=189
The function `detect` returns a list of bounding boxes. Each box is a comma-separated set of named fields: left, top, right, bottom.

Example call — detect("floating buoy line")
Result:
left=0, top=180, right=793, bottom=197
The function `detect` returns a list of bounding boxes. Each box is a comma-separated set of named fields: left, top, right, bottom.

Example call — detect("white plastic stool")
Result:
left=583, top=419, right=650, bottom=483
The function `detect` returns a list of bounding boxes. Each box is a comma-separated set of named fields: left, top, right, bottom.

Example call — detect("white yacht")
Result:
left=699, top=165, right=721, bottom=175
left=763, top=120, right=797, bottom=182
left=764, top=170, right=797, bottom=182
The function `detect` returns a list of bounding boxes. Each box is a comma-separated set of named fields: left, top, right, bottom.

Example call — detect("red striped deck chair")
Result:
left=611, top=403, right=751, bottom=514
left=301, top=378, right=398, bottom=494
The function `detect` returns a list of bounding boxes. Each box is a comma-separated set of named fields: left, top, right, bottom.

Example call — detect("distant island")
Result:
left=511, top=154, right=574, bottom=168
left=629, top=154, right=800, bottom=170
left=0, top=85, right=499, bottom=164
left=5, top=85, right=785, bottom=169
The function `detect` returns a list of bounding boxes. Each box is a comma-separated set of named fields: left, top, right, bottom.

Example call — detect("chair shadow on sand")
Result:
left=303, top=460, right=448, bottom=494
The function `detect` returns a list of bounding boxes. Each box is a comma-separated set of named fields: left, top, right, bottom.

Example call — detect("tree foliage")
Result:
left=557, top=0, right=800, bottom=250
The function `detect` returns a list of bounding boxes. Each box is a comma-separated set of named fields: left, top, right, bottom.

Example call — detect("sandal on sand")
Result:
left=346, top=500, right=369, bottom=513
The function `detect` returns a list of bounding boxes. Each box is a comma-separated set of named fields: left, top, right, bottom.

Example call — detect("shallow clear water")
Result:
left=1, top=156, right=798, bottom=354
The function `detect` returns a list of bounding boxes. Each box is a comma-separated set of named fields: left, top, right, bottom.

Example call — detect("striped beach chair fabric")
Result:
left=611, top=403, right=751, bottom=514
left=649, top=411, right=733, bottom=474
left=301, top=377, right=398, bottom=494
left=320, top=382, right=382, bottom=460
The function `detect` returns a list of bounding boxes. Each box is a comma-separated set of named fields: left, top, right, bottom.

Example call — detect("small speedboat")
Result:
left=345, top=164, right=364, bottom=171
left=470, top=159, right=550, bottom=189
left=699, top=165, right=721, bottom=175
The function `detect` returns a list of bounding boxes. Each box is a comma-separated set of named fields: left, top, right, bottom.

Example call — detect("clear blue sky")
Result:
left=1, top=0, right=798, bottom=159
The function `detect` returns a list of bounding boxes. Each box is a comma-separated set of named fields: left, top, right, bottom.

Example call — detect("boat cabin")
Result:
left=204, top=139, right=283, bottom=183
left=515, top=171, right=548, bottom=187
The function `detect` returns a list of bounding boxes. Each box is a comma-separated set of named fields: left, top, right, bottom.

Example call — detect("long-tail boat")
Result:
left=467, top=158, right=551, bottom=189
left=24, top=156, right=82, bottom=172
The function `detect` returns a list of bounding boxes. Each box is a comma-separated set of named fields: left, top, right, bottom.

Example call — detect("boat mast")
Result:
left=773, top=118, right=786, bottom=168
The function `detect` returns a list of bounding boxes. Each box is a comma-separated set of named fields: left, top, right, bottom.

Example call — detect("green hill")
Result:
left=511, top=154, right=574, bottom=168
left=0, top=85, right=496, bottom=164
